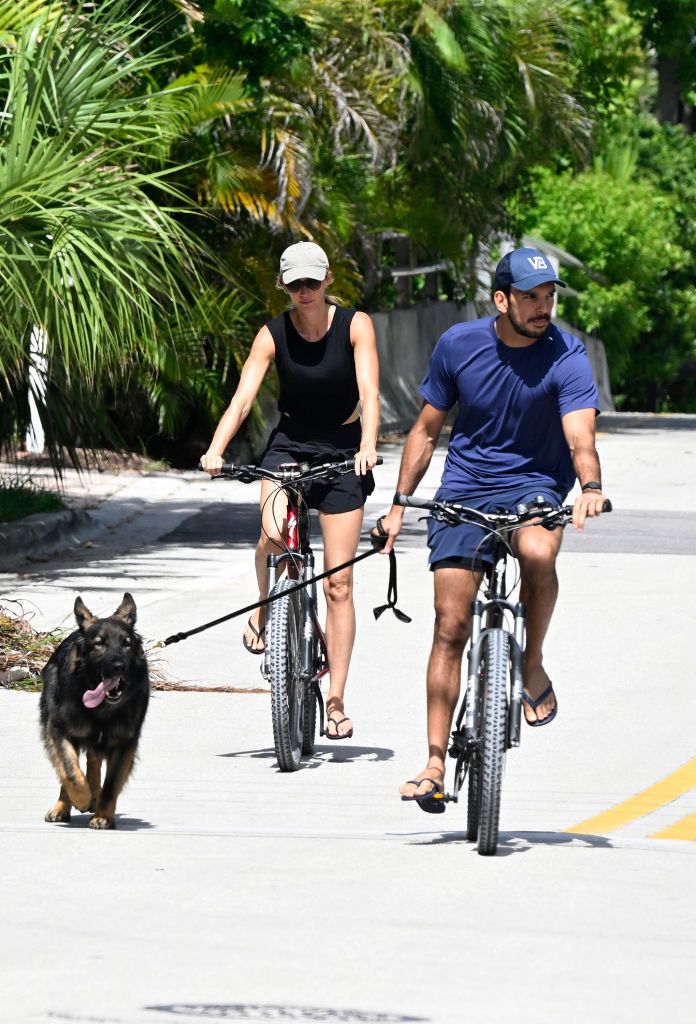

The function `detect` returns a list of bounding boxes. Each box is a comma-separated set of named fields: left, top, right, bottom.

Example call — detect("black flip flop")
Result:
left=401, top=777, right=446, bottom=814
left=242, top=617, right=265, bottom=655
left=521, top=683, right=558, bottom=727
left=325, top=715, right=353, bottom=740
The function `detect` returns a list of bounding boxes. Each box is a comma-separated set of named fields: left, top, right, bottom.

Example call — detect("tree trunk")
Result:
left=656, top=53, right=694, bottom=131
left=656, top=53, right=681, bottom=124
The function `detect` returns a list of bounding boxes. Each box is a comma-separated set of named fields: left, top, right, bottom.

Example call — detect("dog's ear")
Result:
left=114, top=592, right=137, bottom=627
left=74, top=597, right=95, bottom=630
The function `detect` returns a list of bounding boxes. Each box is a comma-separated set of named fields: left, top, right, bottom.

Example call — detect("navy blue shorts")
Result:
left=259, top=417, right=375, bottom=514
left=427, top=485, right=566, bottom=571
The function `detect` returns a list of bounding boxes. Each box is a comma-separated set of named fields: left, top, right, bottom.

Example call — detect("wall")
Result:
left=372, top=301, right=614, bottom=433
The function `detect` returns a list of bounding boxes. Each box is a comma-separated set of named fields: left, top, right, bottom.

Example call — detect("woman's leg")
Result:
left=244, top=480, right=288, bottom=652
left=318, top=506, right=364, bottom=736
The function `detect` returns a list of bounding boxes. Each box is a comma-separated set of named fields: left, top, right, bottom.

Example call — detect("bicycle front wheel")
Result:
left=466, top=759, right=480, bottom=842
left=477, top=628, right=509, bottom=856
left=267, top=580, right=305, bottom=772
left=301, top=680, right=318, bottom=755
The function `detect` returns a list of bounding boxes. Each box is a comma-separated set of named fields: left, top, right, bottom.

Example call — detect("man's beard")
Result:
left=508, top=307, right=550, bottom=339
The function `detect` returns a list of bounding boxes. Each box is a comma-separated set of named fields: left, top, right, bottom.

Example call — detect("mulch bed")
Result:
left=0, top=605, right=268, bottom=694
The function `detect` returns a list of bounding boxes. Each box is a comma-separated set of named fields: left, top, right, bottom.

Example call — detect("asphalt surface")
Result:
left=1, top=425, right=696, bottom=1024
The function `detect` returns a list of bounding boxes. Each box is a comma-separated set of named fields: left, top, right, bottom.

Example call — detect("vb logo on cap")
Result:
left=494, top=247, right=566, bottom=293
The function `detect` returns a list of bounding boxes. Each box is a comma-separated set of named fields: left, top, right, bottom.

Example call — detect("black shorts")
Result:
left=259, top=417, right=375, bottom=514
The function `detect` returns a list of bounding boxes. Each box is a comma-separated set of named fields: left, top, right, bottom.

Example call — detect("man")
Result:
left=378, top=246, right=609, bottom=812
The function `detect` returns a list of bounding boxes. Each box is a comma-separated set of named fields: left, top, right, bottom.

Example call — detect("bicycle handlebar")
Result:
left=200, top=455, right=382, bottom=486
left=394, top=491, right=612, bottom=529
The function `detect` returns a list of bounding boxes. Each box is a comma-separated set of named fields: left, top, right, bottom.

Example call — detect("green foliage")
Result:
left=565, top=0, right=646, bottom=124
left=3, top=0, right=696, bottom=465
left=0, top=0, right=258, bottom=471
left=515, top=156, right=696, bottom=408
left=0, top=480, right=64, bottom=522
left=198, top=0, right=308, bottom=82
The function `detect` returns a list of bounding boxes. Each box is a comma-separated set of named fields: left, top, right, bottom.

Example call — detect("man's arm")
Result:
left=561, top=407, right=608, bottom=530
left=377, top=402, right=449, bottom=553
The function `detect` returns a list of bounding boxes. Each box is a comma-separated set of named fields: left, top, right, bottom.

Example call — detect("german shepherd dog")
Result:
left=39, top=593, right=150, bottom=829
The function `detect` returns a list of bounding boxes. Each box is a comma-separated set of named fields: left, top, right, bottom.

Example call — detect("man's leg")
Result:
left=515, top=524, right=563, bottom=724
left=400, top=567, right=480, bottom=797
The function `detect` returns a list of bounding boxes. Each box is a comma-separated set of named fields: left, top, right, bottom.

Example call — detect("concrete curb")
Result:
left=599, top=411, right=696, bottom=431
left=0, top=507, right=96, bottom=566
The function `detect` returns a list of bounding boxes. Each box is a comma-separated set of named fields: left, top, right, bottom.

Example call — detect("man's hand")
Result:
left=371, top=506, right=405, bottom=554
left=572, top=489, right=608, bottom=531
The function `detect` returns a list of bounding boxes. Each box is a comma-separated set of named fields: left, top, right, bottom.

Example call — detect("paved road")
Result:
left=1, top=426, right=696, bottom=1024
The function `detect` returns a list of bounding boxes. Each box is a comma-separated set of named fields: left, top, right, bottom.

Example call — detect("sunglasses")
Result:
left=286, top=278, right=324, bottom=293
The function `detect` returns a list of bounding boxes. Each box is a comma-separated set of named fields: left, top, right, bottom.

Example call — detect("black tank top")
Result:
left=266, top=306, right=359, bottom=428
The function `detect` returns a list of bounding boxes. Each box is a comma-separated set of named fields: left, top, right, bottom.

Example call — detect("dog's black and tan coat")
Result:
left=39, top=593, right=150, bottom=829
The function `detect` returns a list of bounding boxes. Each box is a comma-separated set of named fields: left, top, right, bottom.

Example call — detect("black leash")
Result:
left=151, top=530, right=409, bottom=650
left=372, top=518, right=412, bottom=623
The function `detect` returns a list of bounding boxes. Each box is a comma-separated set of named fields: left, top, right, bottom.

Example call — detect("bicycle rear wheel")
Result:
left=267, top=580, right=305, bottom=772
left=477, top=628, right=509, bottom=856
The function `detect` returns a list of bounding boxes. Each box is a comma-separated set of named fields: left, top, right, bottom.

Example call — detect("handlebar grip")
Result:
left=394, top=491, right=435, bottom=509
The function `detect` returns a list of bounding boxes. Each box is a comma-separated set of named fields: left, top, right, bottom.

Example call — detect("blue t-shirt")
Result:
left=419, top=316, right=600, bottom=496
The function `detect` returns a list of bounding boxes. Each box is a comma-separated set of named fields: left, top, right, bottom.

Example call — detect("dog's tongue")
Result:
left=83, top=677, right=119, bottom=709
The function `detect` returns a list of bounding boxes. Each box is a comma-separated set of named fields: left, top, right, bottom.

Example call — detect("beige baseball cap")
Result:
left=279, top=241, right=329, bottom=284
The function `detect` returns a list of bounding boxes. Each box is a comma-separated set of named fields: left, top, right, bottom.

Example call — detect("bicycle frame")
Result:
left=263, top=480, right=329, bottom=725
left=208, top=454, right=383, bottom=754
left=460, top=537, right=527, bottom=753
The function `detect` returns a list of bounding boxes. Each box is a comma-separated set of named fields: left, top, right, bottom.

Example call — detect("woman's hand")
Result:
left=200, top=452, right=224, bottom=476
left=354, top=445, right=378, bottom=476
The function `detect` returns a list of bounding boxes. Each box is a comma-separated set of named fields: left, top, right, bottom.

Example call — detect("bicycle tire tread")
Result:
left=478, top=629, right=509, bottom=856
left=267, top=580, right=304, bottom=771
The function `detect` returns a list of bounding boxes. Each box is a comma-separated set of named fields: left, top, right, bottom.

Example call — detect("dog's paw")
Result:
left=88, top=815, right=115, bottom=830
left=45, top=808, right=71, bottom=823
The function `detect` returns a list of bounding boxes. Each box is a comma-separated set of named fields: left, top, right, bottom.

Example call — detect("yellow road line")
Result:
left=565, top=757, right=696, bottom=837
left=650, top=810, right=696, bottom=842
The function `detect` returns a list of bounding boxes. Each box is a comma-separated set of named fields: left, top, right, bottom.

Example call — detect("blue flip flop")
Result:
left=522, top=683, right=558, bottom=727
left=401, top=777, right=446, bottom=814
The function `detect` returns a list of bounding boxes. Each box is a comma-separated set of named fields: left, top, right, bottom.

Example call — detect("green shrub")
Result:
left=0, top=482, right=65, bottom=523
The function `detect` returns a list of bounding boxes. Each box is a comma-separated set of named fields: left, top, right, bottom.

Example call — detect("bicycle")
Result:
left=394, top=492, right=612, bottom=855
left=213, top=456, right=381, bottom=772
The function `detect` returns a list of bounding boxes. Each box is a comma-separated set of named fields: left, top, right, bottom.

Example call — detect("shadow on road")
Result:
left=146, top=1004, right=428, bottom=1022
left=404, top=829, right=612, bottom=854
left=219, top=744, right=395, bottom=766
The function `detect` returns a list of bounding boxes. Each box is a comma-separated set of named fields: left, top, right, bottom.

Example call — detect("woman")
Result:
left=200, top=240, right=380, bottom=740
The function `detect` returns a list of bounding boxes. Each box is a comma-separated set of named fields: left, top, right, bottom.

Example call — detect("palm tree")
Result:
left=206, top=1, right=595, bottom=298
left=0, top=0, right=250, bottom=470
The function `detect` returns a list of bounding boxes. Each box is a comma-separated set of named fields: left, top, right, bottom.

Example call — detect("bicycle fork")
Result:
left=461, top=598, right=526, bottom=747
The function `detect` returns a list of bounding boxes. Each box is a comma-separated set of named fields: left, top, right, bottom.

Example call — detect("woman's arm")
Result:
left=351, top=311, right=380, bottom=475
left=200, top=326, right=275, bottom=474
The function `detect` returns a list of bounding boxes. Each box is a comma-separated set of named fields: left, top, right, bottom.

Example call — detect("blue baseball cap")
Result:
left=494, top=247, right=566, bottom=292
